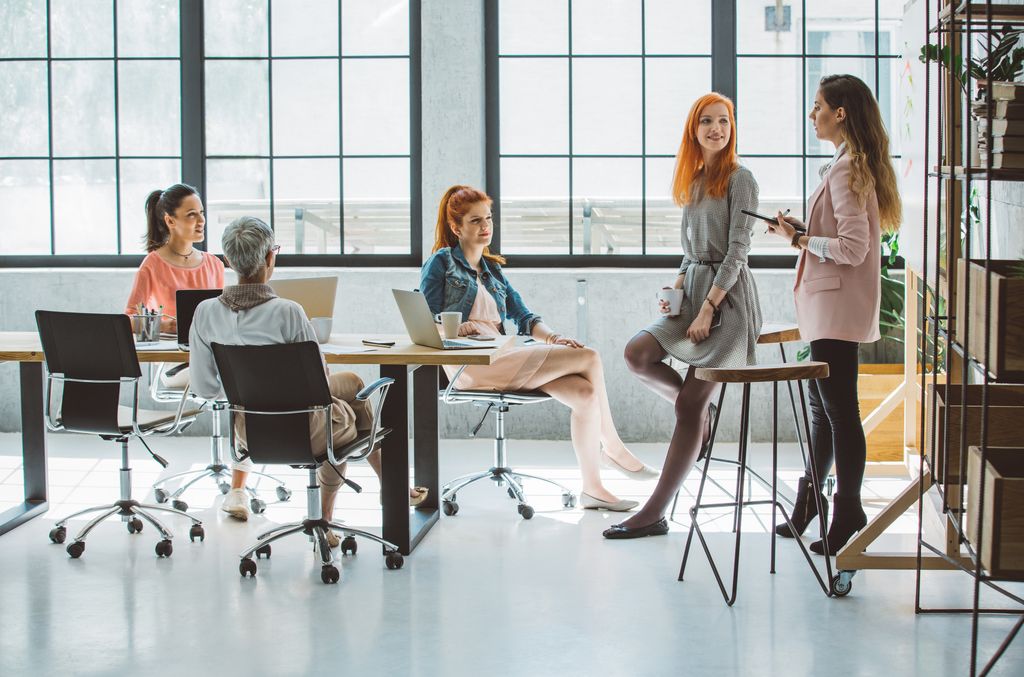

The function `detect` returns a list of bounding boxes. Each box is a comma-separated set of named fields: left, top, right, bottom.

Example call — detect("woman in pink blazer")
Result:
left=767, top=75, right=902, bottom=555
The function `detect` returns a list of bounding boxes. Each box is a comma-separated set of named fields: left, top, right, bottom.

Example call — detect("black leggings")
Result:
left=805, top=339, right=865, bottom=499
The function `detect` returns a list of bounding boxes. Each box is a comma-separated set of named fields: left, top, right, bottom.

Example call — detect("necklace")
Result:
left=169, top=245, right=195, bottom=262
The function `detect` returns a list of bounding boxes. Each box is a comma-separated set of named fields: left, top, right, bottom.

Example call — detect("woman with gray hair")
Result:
left=188, top=217, right=425, bottom=538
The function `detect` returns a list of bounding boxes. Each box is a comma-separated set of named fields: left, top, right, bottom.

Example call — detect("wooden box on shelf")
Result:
left=956, top=259, right=1024, bottom=381
left=925, top=384, right=1024, bottom=485
left=967, top=446, right=1024, bottom=580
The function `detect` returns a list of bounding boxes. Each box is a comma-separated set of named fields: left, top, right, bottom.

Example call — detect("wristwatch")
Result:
left=791, top=232, right=803, bottom=249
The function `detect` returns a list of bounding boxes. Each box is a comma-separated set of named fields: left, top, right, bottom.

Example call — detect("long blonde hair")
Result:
left=819, top=74, right=902, bottom=233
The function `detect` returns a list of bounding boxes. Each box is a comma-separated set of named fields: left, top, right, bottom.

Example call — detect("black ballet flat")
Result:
left=602, top=517, right=669, bottom=540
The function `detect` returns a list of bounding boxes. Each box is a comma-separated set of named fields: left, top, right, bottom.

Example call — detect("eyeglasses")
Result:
left=269, top=244, right=281, bottom=255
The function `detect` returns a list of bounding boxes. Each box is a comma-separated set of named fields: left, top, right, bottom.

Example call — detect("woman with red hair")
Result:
left=420, top=185, right=658, bottom=511
left=607, top=93, right=763, bottom=539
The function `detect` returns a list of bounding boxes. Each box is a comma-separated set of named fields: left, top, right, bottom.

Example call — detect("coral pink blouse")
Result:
left=125, top=251, right=225, bottom=325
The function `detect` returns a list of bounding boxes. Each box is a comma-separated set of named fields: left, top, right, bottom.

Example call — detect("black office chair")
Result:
left=212, top=341, right=403, bottom=584
left=438, top=366, right=576, bottom=520
left=150, top=289, right=291, bottom=513
left=35, top=310, right=206, bottom=559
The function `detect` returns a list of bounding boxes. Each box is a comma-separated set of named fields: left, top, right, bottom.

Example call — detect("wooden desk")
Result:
left=0, top=331, right=510, bottom=554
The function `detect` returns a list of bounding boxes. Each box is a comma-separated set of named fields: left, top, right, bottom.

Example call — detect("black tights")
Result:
left=806, top=339, right=865, bottom=499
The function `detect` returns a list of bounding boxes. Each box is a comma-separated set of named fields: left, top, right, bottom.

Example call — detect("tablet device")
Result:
left=741, top=209, right=806, bottom=232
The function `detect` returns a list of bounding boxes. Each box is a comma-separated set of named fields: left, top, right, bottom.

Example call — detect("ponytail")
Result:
left=143, top=183, right=199, bottom=252
left=433, top=184, right=506, bottom=265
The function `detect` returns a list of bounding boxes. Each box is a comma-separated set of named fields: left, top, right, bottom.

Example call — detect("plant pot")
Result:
left=956, top=259, right=1024, bottom=382
left=967, top=446, right=1024, bottom=580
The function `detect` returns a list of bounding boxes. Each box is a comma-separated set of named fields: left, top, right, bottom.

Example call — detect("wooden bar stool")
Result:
left=677, top=362, right=840, bottom=606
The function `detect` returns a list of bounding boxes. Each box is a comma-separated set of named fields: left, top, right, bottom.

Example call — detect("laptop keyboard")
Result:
left=441, top=339, right=475, bottom=348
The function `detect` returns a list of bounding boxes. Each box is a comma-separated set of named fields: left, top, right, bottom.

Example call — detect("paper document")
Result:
left=320, top=344, right=375, bottom=354
left=135, top=340, right=181, bottom=351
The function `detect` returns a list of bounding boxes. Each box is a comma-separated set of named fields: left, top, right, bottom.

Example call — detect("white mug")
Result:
left=439, top=311, right=462, bottom=339
left=657, top=288, right=685, bottom=317
left=311, top=317, right=333, bottom=344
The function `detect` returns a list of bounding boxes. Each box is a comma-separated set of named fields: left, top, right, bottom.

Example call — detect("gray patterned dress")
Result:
left=644, top=165, right=763, bottom=368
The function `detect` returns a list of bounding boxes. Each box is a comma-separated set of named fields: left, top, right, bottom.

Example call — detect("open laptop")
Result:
left=176, top=288, right=224, bottom=350
left=392, top=289, right=496, bottom=350
left=269, top=276, right=338, bottom=319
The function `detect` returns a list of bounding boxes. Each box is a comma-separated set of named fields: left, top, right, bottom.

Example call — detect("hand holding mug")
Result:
left=657, top=287, right=685, bottom=317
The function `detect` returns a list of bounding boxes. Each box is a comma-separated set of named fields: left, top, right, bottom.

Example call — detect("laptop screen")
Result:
left=176, top=289, right=223, bottom=347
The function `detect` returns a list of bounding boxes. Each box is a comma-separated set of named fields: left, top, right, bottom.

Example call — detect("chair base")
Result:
left=441, top=466, right=576, bottom=520
left=152, top=464, right=292, bottom=513
left=48, top=499, right=204, bottom=559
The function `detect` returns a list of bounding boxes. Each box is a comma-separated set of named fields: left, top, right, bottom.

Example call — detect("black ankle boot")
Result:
left=775, top=476, right=828, bottom=538
left=810, top=494, right=867, bottom=555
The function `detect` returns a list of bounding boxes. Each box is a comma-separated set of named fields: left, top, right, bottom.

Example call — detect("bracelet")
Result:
left=546, top=333, right=562, bottom=345
left=703, top=297, right=719, bottom=311
left=791, top=232, right=803, bottom=249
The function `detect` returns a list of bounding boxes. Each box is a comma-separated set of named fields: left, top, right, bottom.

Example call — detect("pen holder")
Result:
left=130, top=313, right=163, bottom=343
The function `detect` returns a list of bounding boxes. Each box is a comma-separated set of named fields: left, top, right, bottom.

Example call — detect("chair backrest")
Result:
left=35, top=310, right=142, bottom=435
left=211, top=341, right=332, bottom=466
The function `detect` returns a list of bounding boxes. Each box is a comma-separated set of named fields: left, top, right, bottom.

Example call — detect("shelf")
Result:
left=933, top=2, right=1024, bottom=30
left=930, top=165, right=1024, bottom=181
left=933, top=325, right=1024, bottom=383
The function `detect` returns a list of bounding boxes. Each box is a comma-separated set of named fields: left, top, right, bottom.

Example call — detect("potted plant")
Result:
left=920, top=26, right=1024, bottom=96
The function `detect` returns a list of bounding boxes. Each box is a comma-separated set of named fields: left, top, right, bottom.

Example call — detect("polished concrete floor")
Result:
left=0, top=433, right=1021, bottom=677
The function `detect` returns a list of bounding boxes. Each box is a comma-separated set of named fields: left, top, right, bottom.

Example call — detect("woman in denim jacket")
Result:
left=420, top=185, right=658, bottom=511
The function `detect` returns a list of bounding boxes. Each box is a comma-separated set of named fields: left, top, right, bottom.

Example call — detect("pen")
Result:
left=765, top=209, right=791, bottom=234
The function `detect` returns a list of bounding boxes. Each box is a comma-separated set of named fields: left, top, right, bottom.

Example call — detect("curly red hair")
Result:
left=670, top=93, right=739, bottom=206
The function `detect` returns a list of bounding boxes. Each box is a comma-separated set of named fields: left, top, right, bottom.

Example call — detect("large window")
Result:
left=0, top=0, right=420, bottom=265
left=487, top=0, right=903, bottom=265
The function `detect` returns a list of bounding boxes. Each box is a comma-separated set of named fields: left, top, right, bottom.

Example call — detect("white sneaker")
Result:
left=221, top=489, right=250, bottom=521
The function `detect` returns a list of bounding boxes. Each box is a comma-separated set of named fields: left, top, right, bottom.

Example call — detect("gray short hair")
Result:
left=222, top=216, right=274, bottom=279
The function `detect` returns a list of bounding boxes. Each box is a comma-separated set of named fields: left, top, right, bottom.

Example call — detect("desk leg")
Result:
left=0, top=363, right=49, bottom=536
left=413, top=365, right=439, bottom=511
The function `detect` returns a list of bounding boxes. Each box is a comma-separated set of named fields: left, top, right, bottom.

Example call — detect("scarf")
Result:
left=218, top=283, right=277, bottom=311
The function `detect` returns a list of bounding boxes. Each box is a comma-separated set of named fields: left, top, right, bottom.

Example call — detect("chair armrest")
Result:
left=141, top=380, right=207, bottom=437
left=356, top=377, right=395, bottom=401
left=327, top=377, right=394, bottom=466
left=441, top=366, right=467, bottom=404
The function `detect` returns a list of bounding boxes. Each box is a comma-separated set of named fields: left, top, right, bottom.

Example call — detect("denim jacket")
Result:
left=419, top=246, right=542, bottom=336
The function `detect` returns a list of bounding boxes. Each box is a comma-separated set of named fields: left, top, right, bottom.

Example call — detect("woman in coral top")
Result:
left=125, top=183, right=225, bottom=334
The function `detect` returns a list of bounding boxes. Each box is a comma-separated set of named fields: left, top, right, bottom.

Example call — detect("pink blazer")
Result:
left=794, top=151, right=881, bottom=344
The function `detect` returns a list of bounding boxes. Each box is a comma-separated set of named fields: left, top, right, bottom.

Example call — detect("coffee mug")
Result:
left=657, top=288, right=685, bottom=317
left=311, top=317, right=333, bottom=344
left=439, top=311, right=462, bottom=339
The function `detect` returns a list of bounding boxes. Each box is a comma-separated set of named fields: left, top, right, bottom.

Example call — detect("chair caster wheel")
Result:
left=172, top=499, right=188, bottom=512
left=219, top=482, right=231, bottom=495
left=240, top=557, right=257, bottom=578
left=66, top=541, right=85, bottom=558
left=341, top=536, right=357, bottom=555
left=518, top=504, right=535, bottom=520
left=250, top=498, right=267, bottom=514
left=155, top=539, right=173, bottom=558
left=385, top=551, right=404, bottom=570
left=255, top=544, right=271, bottom=559
left=442, top=500, right=459, bottom=516
left=831, top=571, right=854, bottom=597
left=321, top=565, right=340, bottom=584
left=276, top=485, right=292, bottom=502
left=562, top=493, right=576, bottom=509
left=154, top=488, right=169, bottom=503
left=189, top=524, right=205, bottom=542
left=127, top=517, right=144, bottom=534
left=49, top=526, right=67, bottom=544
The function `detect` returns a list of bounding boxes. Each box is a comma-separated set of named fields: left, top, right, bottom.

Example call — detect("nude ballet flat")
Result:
left=580, top=492, right=639, bottom=512
left=601, top=451, right=661, bottom=481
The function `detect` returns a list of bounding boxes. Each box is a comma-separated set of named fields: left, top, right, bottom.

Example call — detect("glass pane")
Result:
left=645, top=157, right=683, bottom=256
left=737, top=0, right=803, bottom=56
left=741, top=157, right=802, bottom=255
left=571, top=0, right=641, bottom=55
left=52, top=61, right=116, bottom=157
left=272, top=0, right=338, bottom=57
left=0, top=160, right=51, bottom=254
left=205, top=158, right=272, bottom=254
left=880, top=58, right=899, bottom=155
left=645, top=0, right=710, bottom=55
left=805, top=58, right=877, bottom=156
left=499, top=0, right=567, bottom=55
left=499, top=157, right=569, bottom=255
left=572, top=58, right=641, bottom=154
left=273, top=59, right=339, bottom=155
left=0, top=61, right=49, bottom=156
left=0, top=0, right=47, bottom=58
left=204, top=0, right=268, bottom=57
left=342, top=59, right=408, bottom=155
left=52, top=159, right=117, bottom=254
left=51, top=0, right=113, bottom=58
left=118, top=60, right=181, bottom=156
left=572, top=158, right=642, bottom=255
left=645, top=57, right=712, bottom=155
left=737, top=57, right=801, bottom=155
left=342, top=0, right=409, bottom=56
left=500, top=58, right=568, bottom=154
left=205, top=60, right=269, bottom=156
left=119, top=159, right=181, bottom=254
left=807, top=0, right=875, bottom=56
left=342, top=157, right=410, bottom=255
left=273, top=158, right=340, bottom=254
left=879, top=0, right=902, bottom=55
left=117, top=0, right=179, bottom=57
left=806, top=156, right=831, bottom=198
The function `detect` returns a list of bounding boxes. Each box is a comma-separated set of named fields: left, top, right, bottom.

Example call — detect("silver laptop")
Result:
left=269, top=276, right=338, bottom=319
left=392, top=289, right=495, bottom=350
